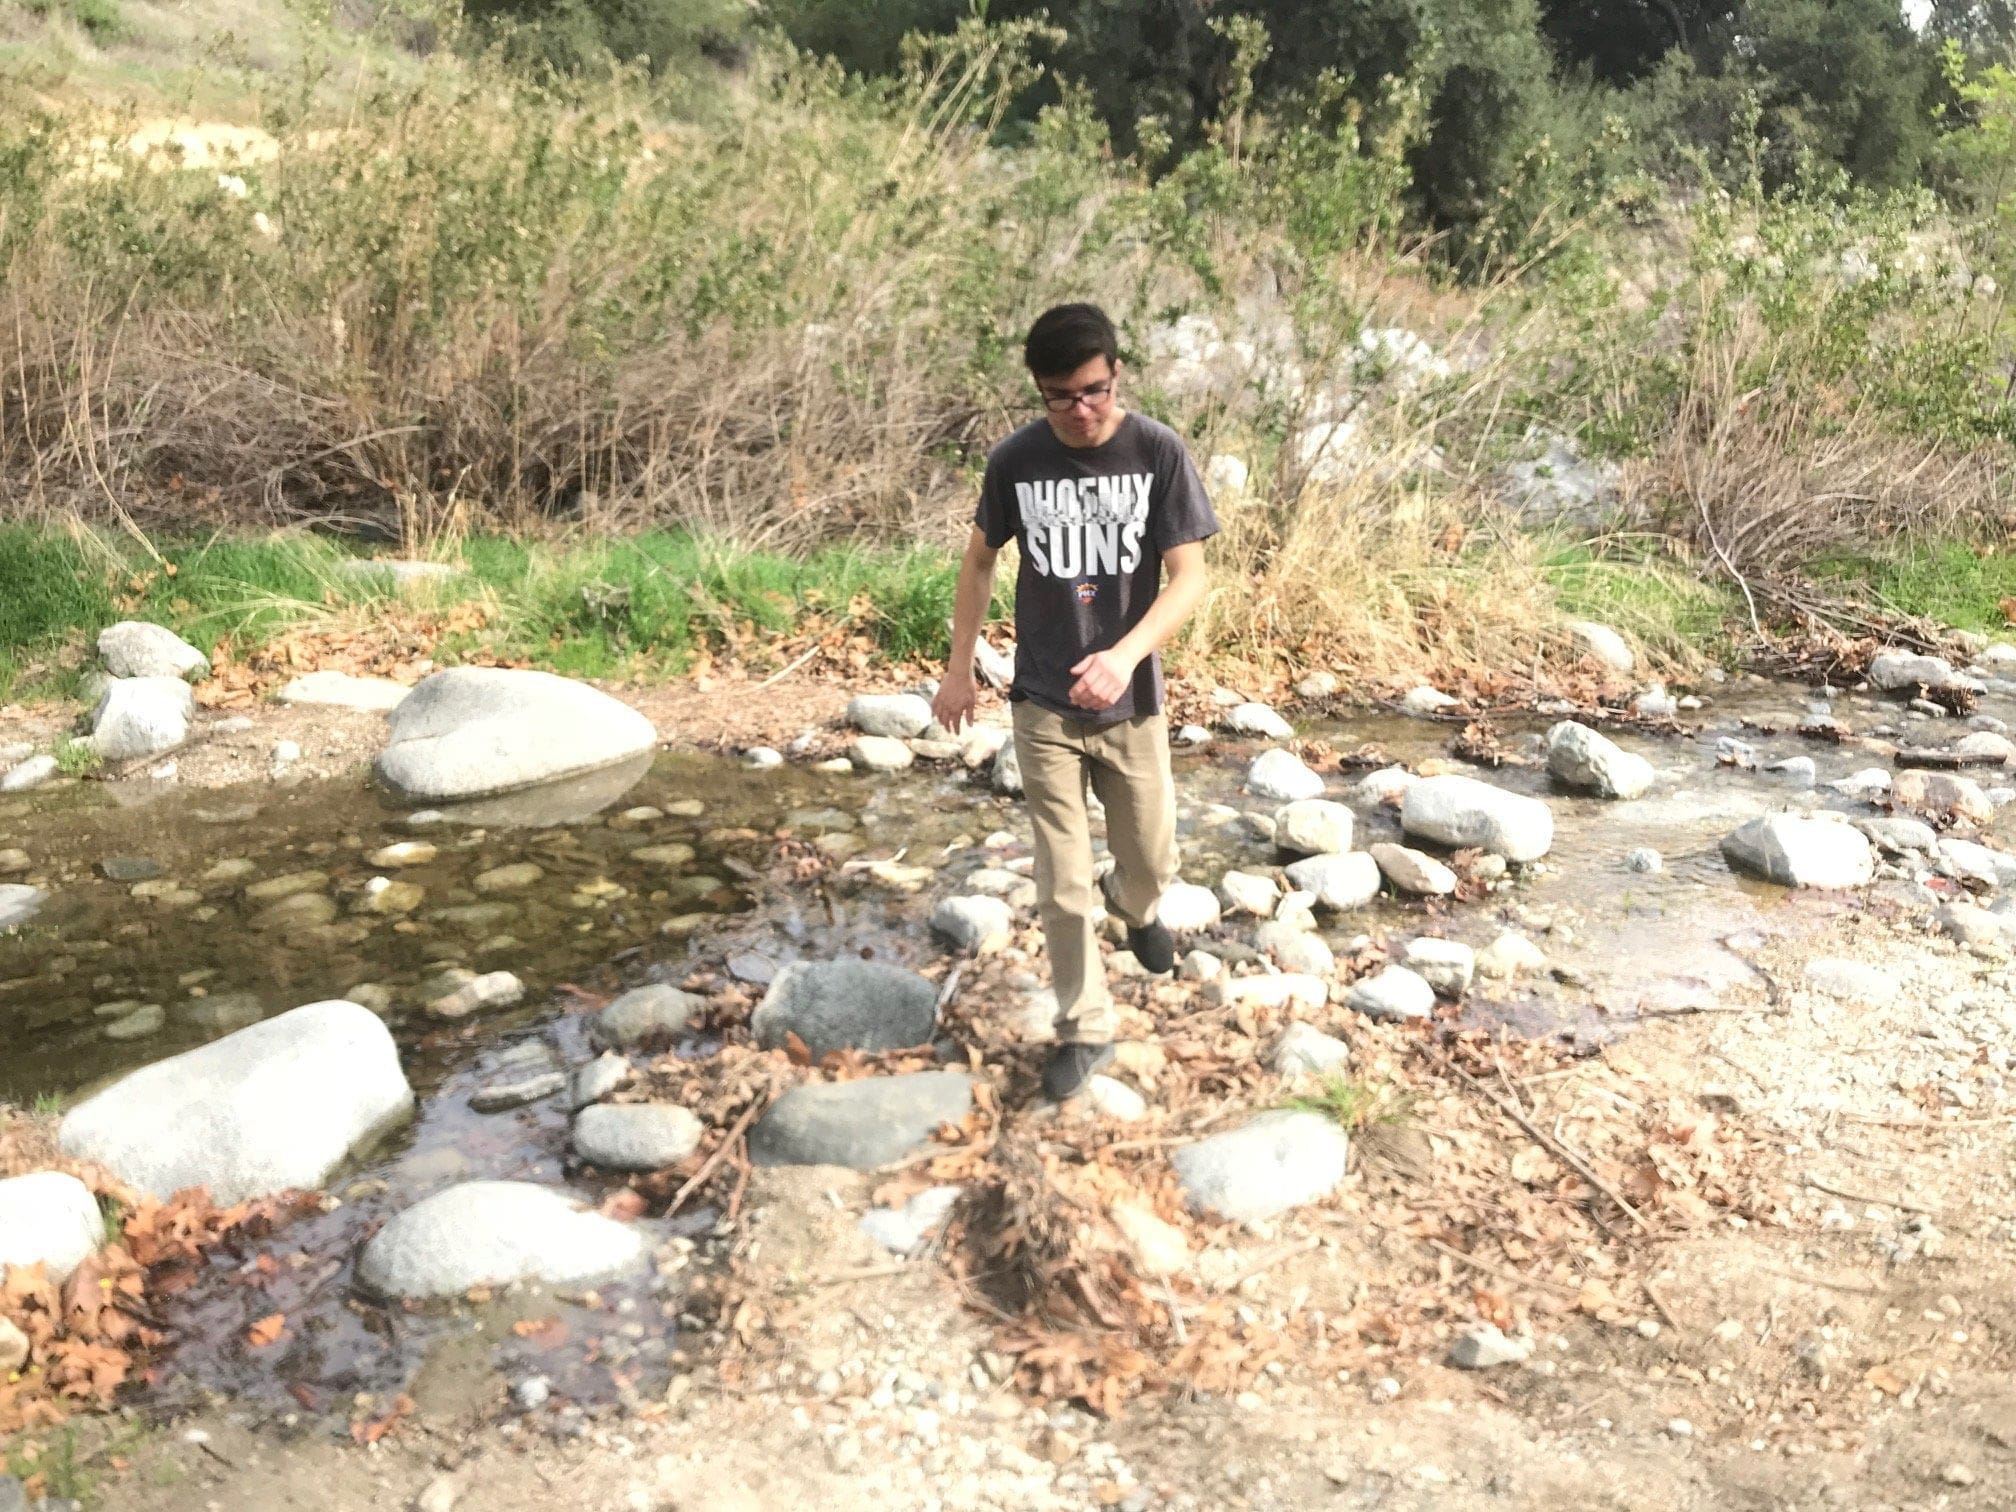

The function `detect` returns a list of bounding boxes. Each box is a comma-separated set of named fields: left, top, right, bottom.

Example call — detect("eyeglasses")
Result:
left=1040, top=381, right=1115, bottom=414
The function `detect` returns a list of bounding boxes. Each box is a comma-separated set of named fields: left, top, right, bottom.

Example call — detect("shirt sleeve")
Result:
left=974, top=454, right=1017, bottom=549
left=1152, top=431, right=1221, bottom=553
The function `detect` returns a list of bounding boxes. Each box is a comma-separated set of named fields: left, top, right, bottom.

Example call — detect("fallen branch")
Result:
left=667, top=1096, right=766, bottom=1217
left=1802, top=1173, right=1941, bottom=1217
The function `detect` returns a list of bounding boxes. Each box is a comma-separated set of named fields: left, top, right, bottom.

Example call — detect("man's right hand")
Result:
left=933, top=668, right=978, bottom=734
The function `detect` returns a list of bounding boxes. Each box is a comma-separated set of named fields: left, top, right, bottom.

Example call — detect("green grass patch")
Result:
left=1542, top=540, right=1738, bottom=664
left=0, top=524, right=1001, bottom=698
left=1279, top=1073, right=1411, bottom=1132
left=1817, top=545, right=2016, bottom=634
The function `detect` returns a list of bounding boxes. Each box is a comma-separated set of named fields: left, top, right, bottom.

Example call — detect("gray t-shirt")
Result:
left=974, top=412, right=1219, bottom=726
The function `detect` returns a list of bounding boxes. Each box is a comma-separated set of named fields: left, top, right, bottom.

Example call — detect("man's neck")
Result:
left=1046, top=406, right=1127, bottom=450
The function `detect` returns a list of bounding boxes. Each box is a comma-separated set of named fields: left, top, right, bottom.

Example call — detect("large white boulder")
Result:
left=1247, top=749, right=1326, bottom=803
left=1401, top=776, right=1554, bottom=861
left=89, top=677, right=193, bottom=762
left=374, top=668, right=657, bottom=803
left=1545, top=721, right=1655, bottom=800
left=97, top=622, right=209, bottom=681
left=1720, top=816, right=1875, bottom=889
left=1273, top=800, right=1354, bottom=856
left=0, top=1172, right=105, bottom=1283
left=356, top=1181, right=648, bottom=1299
left=59, top=1000, right=414, bottom=1203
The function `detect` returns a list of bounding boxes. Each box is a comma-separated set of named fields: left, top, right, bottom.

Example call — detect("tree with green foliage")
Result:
left=463, top=0, right=749, bottom=75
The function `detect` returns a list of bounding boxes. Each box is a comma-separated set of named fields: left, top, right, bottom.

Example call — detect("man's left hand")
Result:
left=1067, top=649, right=1139, bottom=711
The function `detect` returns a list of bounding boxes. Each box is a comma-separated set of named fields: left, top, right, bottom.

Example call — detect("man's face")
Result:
left=1035, top=356, right=1119, bottom=446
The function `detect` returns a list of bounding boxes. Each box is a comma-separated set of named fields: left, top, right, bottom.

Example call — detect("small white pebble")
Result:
left=1666, top=1418, right=1695, bottom=1439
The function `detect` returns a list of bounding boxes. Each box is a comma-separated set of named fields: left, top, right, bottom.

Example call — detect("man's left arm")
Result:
left=1067, top=541, right=1210, bottom=711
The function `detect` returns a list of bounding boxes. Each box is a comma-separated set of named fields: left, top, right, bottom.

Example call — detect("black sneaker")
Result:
left=1127, top=919, right=1176, bottom=975
left=1042, top=1041, right=1116, bottom=1101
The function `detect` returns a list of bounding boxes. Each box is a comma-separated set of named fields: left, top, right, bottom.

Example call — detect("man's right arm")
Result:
left=933, top=526, right=1001, bottom=734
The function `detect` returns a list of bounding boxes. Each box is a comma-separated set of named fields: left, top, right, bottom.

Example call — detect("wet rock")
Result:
left=1402, top=687, right=1458, bottom=717
left=1403, top=938, right=1475, bottom=997
left=374, top=668, right=657, bottom=804
left=1254, top=922, right=1333, bottom=976
left=846, top=693, right=934, bottom=739
left=60, top=1000, right=414, bottom=1203
left=102, top=1003, right=164, bottom=1040
left=570, top=1052, right=632, bottom=1109
left=1156, top=882, right=1222, bottom=932
left=244, top=870, right=330, bottom=903
left=1347, top=966, right=1435, bottom=1021
left=1207, top=973, right=1328, bottom=1010
left=89, top=676, right=193, bottom=762
left=1218, top=870, right=1281, bottom=917
left=358, top=877, right=425, bottom=915
left=1, top=755, right=58, bottom=792
left=1936, top=837, right=2011, bottom=890
left=1766, top=756, right=1817, bottom=790
left=98, top=621, right=208, bottom=681
left=429, top=971, right=526, bottom=1019
left=1870, top=651, right=1959, bottom=692
left=96, top=856, right=161, bottom=883
left=1247, top=749, right=1325, bottom=802
left=1893, top=770, right=1995, bottom=825
left=1721, top=816, right=1875, bottom=888
left=1449, top=1325, right=1532, bottom=1369
left=754, top=961, right=938, bottom=1058
left=1369, top=843, right=1456, bottom=897
left=1565, top=621, right=1634, bottom=674
left=1545, top=722, right=1654, bottom=800
left=959, top=725, right=1012, bottom=769
left=1402, top=776, right=1553, bottom=862
left=1173, top=1111, right=1350, bottom=1222
left=355, top=1181, right=648, bottom=1300
left=1180, top=949, right=1222, bottom=982
left=1271, top=1022, right=1350, bottom=1077
left=1286, top=852, right=1381, bottom=911
left=572, top=1104, right=702, bottom=1170
left=1175, top=724, right=1212, bottom=747
left=1634, top=684, right=1678, bottom=719
left=470, top=1073, right=566, bottom=1112
left=180, top=992, right=264, bottom=1034
left=991, top=741, right=1023, bottom=796
left=254, top=892, right=339, bottom=932
left=1955, top=730, right=2016, bottom=765
left=630, top=842, right=697, bottom=869
left=1476, top=931, right=1547, bottom=980
left=369, top=841, right=437, bottom=868
left=1805, top=960, right=1898, bottom=1005
left=1110, top=1199, right=1190, bottom=1278
left=1226, top=703, right=1293, bottom=739
left=1625, top=846, right=1663, bottom=874
left=931, top=895, right=1013, bottom=953
left=964, top=867, right=1037, bottom=908
left=474, top=862, right=544, bottom=893
left=750, top=1071, right=975, bottom=1169
left=276, top=671, right=410, bottom=711
left=594, top=984, right=702, bottom=1047
left=0, top=1172, right=105, bottom=1283
left=1272, top=800, right=1354, bottom=857
left=0, top=885, right=47, bottom=930
left=859, top=1185, right=962, bottom=1256
left=742, top=746, right=785, bottom=769
left=0, top=850, right=27, bottom=876
left=1857, top=816, right=1937, bottom=855
left=849, top=735, right=915, bottom=773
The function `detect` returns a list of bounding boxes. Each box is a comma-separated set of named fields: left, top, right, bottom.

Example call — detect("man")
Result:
left=933, top=302, right=1219, bottom=1101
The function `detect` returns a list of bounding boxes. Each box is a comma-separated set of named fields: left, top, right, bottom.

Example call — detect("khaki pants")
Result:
left=1011, top=702, right=1180, bottom=1045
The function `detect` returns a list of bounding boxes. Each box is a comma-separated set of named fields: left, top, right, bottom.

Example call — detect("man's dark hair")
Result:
left=1024, top=303, right=1118, bottom=379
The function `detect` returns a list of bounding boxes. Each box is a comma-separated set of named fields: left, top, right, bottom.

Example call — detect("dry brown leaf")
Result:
left=246, top=1313, right=286, bottom=1348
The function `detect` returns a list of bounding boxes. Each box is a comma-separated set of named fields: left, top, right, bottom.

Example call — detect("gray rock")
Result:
left=1634, top=683, right=1679, bottom=719
left=1254, top=921, right=1333, bottom=976
left=1476, top=931, right=1547, bottom=980
left=1870, top=651, right=1958, bottom=692
left=1895, top=770, right=1995, bottom=824
left=740, top=746, right=784, bottom=769
left=1402, top=938, right=1476, bottom=997
left=1624, top=846, right=1663, bottom=874
left=1156, top=882, right=1222, bottom=932
left=89, top=677, right=193, bottom=762
left=1247, top=748, right=1325, bottom=803
left=1346, top=965, right=1436, bottom=1021
left=1565, top=621, right=1634, bottom=674
left=1369, top=842, right=1456, bottom=896
left=276, top=671, right=410, bottom=711
left=1401, top=686, right=1459, bottom=716
left=858, top=1185, right=962, bottom=1256
left=1285, top=852, right=1381, bottom=911
left=1449, top=1325, right=1532, bottom=1369
left=1941, top=902, right=2016, bottom=957
left=1218, top=870, right=1282, bottom=917
left=594, top=984, right=703, bottom=1048
left=514, top=1377, right=551, bottom=1412
left=0, top=1172, right=105, bottom=1283
left=355, top=1181, right=648, bottom=1299
left=752, top=960, right=938, bottom=1058
left=470, top=1073, right=566, bottom=1112
left=339, top=558, right=465, bottom=592
left=1956, top=730, right=2016, bottom=765
left=59, top=1000, right=414, bottom=1203
left=102, top=1002, right=165, bottom=1040
left=1401, top=776, right=1554, bottom=861
left=1207, top=973, right=1328, bottom=1010
left=428, top=971, right=526, bottom=1019
left=374, top=668, right=657, bottom=803
left=846, top=694, right=934, bottom=740
left=849, top=735, right=915, bottom=773
left=1270, top=1022, right=1350, bottom=1077
left=1172, top=1111, right=1351, bottom=1222
left=1226, top=703, right=1293, bottom=739
left=570, top=1052, right=632, bottom=1109
left=572, top=1103, right=702, bottom=1170
left=991, top=740, right=1023, bottom=796
left=0, top=885, right=47, bottom=930
left=1272, top=800, right=1354, bottom=857
left=750, top=1072, right=974, bottom=1169
left=97, top=621, right=208, bottom=681
left=1, top=754, right=58, bottom=792
left=1765, top=756, right=1817, bottom=790
left=1295, top=671, right=1341, bottom=699
left=1831, top=767, right=1893, bottom=800
left=1356, top=767, right=1418, bottom=804
left=931, top=895, right=1013, bottom=953
left=1936, top=837, right=2008, bottom=890
left=1856, top=816, right=1938, bottom=855
left=1545, top=721, right=1654, bottom=800
left=1175, top=724, right=1213, bottom=747
left=1721, top=816, right=1874, bottom=889
left=1804, top=959, right=1898, bottom=1005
